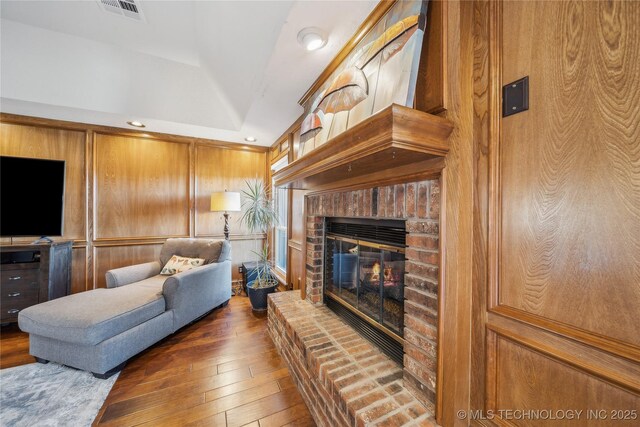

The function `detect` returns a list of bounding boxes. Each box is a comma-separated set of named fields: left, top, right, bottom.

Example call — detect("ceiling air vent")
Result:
left=97, top=0, right=146, bottom=22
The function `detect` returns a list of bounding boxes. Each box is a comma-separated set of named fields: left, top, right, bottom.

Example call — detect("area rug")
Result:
left=0, top=362, right=119, bottom=426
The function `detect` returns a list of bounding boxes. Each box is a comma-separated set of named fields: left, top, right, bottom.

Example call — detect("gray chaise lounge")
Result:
left=18, top=238, right=232, bottom=378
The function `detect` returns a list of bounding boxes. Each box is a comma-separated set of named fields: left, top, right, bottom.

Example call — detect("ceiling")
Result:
left=0, top=0, right=378, bottom=146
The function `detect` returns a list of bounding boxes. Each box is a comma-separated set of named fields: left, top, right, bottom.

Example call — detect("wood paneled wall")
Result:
left=469, top=1, right=640, bottom=426
left=0, top=115, right=268, bottom=291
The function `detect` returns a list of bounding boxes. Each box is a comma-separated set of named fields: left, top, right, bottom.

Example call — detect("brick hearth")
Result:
left=268, top=291, right=437, bottom=426
left=268, top=179, right=441, bottom=425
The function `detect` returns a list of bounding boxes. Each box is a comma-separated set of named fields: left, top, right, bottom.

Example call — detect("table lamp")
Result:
left=210, top=190, right=241, bottom=240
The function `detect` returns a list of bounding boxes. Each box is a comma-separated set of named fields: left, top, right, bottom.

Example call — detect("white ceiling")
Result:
left=0, top=0, right=377, bottom=146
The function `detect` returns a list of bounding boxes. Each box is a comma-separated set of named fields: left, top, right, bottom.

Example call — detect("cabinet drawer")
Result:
left=1, top=287, right=39, bottom=321
left=0, top=269, right=39, bottom=288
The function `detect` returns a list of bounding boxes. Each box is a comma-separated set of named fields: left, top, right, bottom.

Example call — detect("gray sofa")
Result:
left=18, top=238, right=232, bottom=378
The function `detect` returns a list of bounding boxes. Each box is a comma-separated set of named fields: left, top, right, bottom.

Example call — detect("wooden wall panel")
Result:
left=93, top=244, right=163, bottom=289
left=0, top=122, right=87, bottom=242
left=287, top=247, right=303, bottom=291
left=469, top=2, right=640, bottom=426
left=1, top=115, right=268, bottom=294
left=71, top=247, right=87, bottom=294
left=497, top=1, right=640, bottom=350
left=229, top=239, right=261, bottom=283
left=94, top=134, right=190, bottom=239
left=290, top=190, right=306, bottom=244
left=194, top=145, right=267, bottom=237
left=286, top=189, right=306, bottom=291
left=493, top=335, right=639, bottom=427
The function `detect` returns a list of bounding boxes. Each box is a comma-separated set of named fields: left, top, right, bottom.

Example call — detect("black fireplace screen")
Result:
left=324, top=218, right=406, bottom=356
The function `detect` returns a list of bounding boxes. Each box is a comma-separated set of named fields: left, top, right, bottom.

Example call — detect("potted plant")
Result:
left=240, top=179, right=279, bottom=311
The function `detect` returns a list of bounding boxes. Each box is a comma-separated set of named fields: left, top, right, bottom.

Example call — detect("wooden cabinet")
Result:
left=0, top=241, right=72, bottom=323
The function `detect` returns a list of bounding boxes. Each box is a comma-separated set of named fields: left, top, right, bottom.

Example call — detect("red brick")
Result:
left=404, top=301, right=437, bottom=328
left=406, top=234, right=439, bottom=250
left=373, top=410, right=411, bottom=426
left=405, top=248, right=440, bottom=266
left=404, top=372, right=436, bottom=413
left=319, top=357, right=351, bottom=382
left=405, top=273, right=438, bottom=295
left=384, top=381, right=403, bottom=396
left=268, top=291, right=433, bottom=427
left=372, top=188, right=379, bottom=216
left=405, top=261, right=439, bottom=282
left=334, top=371, right=366, bottom=390
left=395, top=184, right=405, bottom=218
left=378, top=186, right=386, bottom=217
left=429, top=179, right=440, bottom=219
left=406, top=183, right=416, bottom=218
left=348, top=390, right=388, bottom=417
left=375, top=370, right=403, bottom=386
left=357, top=190, right=365, bottom=217
left=406, top=400, right=431, bottom=419
left=340, top=380, right=378, bottom=403
left=385, top=185, right=395, bottom=218
left=403, top=329, right=437, bottom=359
left=417, top=181, right=429, bottom=218
left=404, top=316, right=438, bottom=342
left=363, top=189, right=372, bottom=217
left=356, top=398, right=400, bottom=427
left=326, top=363, right=358, bottom=383
left=404, top=287, right=438, bottom=311
left=393, top=391, right=416, bottom=406
left=332, top=193, right=340, bottom=215
left=406, top=219, right=439, bottom=235
left=405, top=356, right=436, bottom=390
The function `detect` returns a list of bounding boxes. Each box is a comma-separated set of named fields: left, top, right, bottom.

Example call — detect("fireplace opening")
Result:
left=324, top=217, right=405, bottom=365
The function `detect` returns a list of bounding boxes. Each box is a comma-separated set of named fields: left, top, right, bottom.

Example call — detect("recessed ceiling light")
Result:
left=127, top=120, right=145, bottom=128
left=244, top=136, right=257, bottom=142
left=297, top=27, right=327, bottom=51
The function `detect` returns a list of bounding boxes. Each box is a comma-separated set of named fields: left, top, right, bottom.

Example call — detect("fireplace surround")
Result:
left=269, top=179, right=441, bottom=425
left=305, top=180, right=440, bottom=411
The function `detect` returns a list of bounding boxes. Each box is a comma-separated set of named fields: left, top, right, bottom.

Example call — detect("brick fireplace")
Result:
left=305, top=180, right=441, bottom=412
left=269, top=178, right=441, bottom=425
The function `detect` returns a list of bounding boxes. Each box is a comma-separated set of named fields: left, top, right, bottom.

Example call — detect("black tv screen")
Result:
left=1, top=156, right=66, bottom=237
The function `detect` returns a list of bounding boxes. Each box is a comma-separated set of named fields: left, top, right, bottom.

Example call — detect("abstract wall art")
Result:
left=299, top=0, right=429, bottom=157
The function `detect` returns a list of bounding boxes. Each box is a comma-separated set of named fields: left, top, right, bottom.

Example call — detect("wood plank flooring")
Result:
left=0, top=296, right=315, bottom=427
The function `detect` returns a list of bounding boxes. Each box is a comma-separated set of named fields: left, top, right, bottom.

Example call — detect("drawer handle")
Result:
left=7, top=309, right=20, bottom=314
left=8, top=276, right=22, bottom=280
left=7, top=292, right=21, bottom=297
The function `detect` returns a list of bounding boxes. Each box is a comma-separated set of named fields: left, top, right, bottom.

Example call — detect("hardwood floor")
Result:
left=0, top=322, right=35, bottom=369
left=0, top=296, right=315, bottom=427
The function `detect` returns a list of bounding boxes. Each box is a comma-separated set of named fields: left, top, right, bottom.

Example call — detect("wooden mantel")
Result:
left=273, top=104, right=454, bottom=192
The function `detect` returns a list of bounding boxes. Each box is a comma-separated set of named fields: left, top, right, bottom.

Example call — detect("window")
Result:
left=271, top=157, right=288, bottom=274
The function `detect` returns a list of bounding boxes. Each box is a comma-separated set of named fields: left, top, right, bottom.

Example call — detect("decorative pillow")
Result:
left=160, top=255, right=205, bottom=276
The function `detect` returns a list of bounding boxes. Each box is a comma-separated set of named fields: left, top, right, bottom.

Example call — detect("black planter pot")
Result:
left=247, top=281, right=277, bottom=311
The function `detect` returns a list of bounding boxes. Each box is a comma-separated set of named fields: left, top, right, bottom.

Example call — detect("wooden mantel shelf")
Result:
left=273, top=104, right=453, bottom=192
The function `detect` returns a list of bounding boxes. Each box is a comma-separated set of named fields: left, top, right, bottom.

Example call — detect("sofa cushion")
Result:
left=159, top=238, right=228, bottom=266
left=128, top=274, right=166, bottom=292
left=18, top=285, right=165, bottom=346
left=160, top=255, right=205, bottom=275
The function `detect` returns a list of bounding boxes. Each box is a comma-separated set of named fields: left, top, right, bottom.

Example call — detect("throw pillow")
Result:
left=160, top=255, right=205, bottom=276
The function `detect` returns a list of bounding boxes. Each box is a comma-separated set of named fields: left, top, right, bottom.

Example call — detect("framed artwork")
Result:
left=299, top=0, right=429, bottom=155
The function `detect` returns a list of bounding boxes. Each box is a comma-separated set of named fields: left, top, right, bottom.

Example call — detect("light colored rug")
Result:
left=0, top=362, right=119, bottom=427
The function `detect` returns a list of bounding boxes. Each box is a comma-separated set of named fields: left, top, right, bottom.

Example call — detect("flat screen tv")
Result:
left=1, top=156, right=66, bottom=238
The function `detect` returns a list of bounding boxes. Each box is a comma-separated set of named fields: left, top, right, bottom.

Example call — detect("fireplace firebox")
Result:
left=324, top=218, right=405, bottom=365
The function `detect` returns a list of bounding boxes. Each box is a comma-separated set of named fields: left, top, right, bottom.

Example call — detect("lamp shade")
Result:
left=210, top=191, right=241, bottom=212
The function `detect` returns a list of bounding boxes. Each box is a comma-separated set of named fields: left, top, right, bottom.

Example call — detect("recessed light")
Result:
left=244, top=136, right=257, bottom=142
left=127, top=121, right=145, bottom=128
left=297, top=27, right=327, bottom=51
